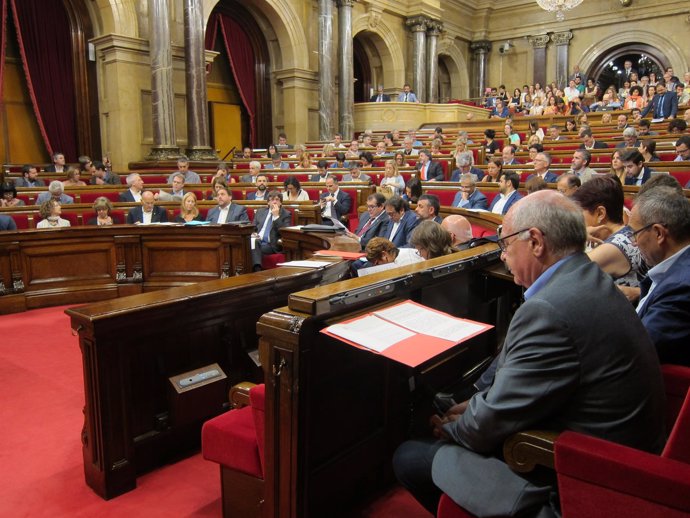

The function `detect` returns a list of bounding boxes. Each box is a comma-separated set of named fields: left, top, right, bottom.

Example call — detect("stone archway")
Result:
left=352, top=16, right=405, bottom=95
left=437, top=37, right=471, bottom=101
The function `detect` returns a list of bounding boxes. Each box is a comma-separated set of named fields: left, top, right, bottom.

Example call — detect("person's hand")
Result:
left=461, top=190, right=469, bottom=201
left=586, top=224, right=609, bottom=247
left=617, top=285, right=640, bottom=303
left=270, top=203, right=280, bottom=217
left=430, top=414, right=450, bottom=440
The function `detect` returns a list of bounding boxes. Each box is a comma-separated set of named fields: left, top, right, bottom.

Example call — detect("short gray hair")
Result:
left=455, top=151, right=473, bottom=167
left=510, top=190, right=586, bottom=257
left=460, top=173, right=476, bottom=186
left=249, top=160, right=261, bottom=170
left=48, top=180, right=63, bottom=194
left=623, top=127, right=638, bottom=138
left=634, top=187, right=690, bottom=242
left=126, top=173, right=141, bottom=187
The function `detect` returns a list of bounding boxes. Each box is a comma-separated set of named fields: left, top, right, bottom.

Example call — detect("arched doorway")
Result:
left=353, top=37, right=372, bottom=103
left=587, top=44, right=667, bottom=91
left=206, top=1, right=272, bottom=148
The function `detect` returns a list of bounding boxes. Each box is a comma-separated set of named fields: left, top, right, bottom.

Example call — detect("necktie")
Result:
left=377, top=95, right=382, bottom=102
left=421, top=164, right=427, bottom=181
left=658, top=94, right=664, bottom=118
left=404, top=93, right=409, bottom=102
left=261, top=215, right=272, bottom=243
left=358, top=216, right=374, bottom=237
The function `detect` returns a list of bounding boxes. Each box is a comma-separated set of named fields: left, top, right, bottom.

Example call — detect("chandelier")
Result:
left=536, top=0, right=583, bottom=21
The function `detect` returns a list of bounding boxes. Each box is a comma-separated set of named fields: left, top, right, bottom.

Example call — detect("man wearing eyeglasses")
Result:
left=630, top=187, right=690, bottom=365
left=345, top=193, right=390, bottom=249
left=394, top=190, right=665, bottom=517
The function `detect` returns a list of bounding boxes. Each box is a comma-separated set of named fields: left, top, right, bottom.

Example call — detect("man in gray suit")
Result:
left=206, top=186, right=249, bottom=224
left=393, top=190, right=665, bottom=517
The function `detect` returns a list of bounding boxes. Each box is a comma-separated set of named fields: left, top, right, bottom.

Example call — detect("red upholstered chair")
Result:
left=438, top=365, right=690, bottom=518
left=261, top=253, right=285, bottom=270
left=202, top=383, right=265, bottom=518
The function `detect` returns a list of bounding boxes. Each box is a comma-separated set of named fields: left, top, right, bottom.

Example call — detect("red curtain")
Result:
left=207, top=12, right=257, bottom=148
left=9, top=0, right=77, bottom=160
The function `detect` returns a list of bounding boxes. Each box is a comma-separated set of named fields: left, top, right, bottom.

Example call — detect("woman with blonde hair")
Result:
left=37, top=199, right=70, bottom=228
left=379, top=159, right=405, bottom=196
left=296, top=152, right=315, bottom=170
left=62, top=167, right=87, bottom=187
left=176, top=192, right=203, bottom=223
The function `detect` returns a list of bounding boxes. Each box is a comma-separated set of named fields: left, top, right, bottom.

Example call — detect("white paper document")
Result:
left=276, top=260, right=332, bottom=268
left=374, top=301, right=486, bottom=342
left=326, top=315, right=414, bottom=352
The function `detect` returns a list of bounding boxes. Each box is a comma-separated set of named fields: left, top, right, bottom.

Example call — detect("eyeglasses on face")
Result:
left=496, top=225, right=542, bottom=252
left=630, top=222, right=664, bottom=244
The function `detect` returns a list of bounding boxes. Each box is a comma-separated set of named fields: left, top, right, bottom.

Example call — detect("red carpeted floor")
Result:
left=0, top=305, right=431, bottom=518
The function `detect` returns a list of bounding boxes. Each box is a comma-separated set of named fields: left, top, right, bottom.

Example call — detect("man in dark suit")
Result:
left=126, top=191, right=168, bottom=224
left=579, top=128, right=608, bottom=150
left=45, top=152, right=66, bottom=173
left=641, top=81, right=678, bottom=120
left=0, top=214, right=17, bottom=231
left=415, top=149, right=444, bottom=182
left=490, top=172, right=523, bottom=215
left=310, top=160, right=331, bottom=182
left=119, top=173, right=144, bottom=202
left=240, top=161, right=262, bottom=183
left=451, top=174, right=488, bottom=210
left=415, top=194, right=442, bottom=224
left=632, top=187, right=690, bottom=366
left=206, top=186, right=249, bottom=224
left=527, top=152, right=559, bottom=183
left=621, top=149, right=652, bottom=186
left=441, top=215, right=473, bottom=248
left=383, top=196, right=419, bottom=248
left=319, top=176, right=352, bottom=224
left=250, top=190, right=292, bottom=271
left=450, top=153, right=484, bottom=182
left=501, top=145, right=521, bottom=166
left=345, top=193, right=390, bottom=250
left=15, top=165, right=45, bottom=188
left=620, top=60, right=637, bottom=87
left=370, top=85, right=391, bottom=103
left=246, top=174, right=269, bottom=201
left=393, top=190, right=665, bottom=516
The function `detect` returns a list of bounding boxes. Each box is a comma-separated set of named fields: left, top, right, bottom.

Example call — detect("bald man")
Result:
left=441, top=215, right=473, bottom=249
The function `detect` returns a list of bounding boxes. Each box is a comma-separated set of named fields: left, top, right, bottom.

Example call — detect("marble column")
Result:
left=183, top=0, right=217, bottom=160
left=426, top=21, right=443, bottom=104
left=551, top=31, right=573, bottom=90
left=146, top=0, right=180, bottom=160
left=406, top=16, right=428, bottom=103
left=527, top=34, right=550, bottom=89
left=318, top=0, right=335, bottom=141
left=470, top=40, right=491, bottom=101
left=337, top=0, right=354, bottom=139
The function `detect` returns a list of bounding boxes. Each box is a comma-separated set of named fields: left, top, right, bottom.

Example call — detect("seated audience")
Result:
left=119, top=173, right=144, bottom=202
left=631, top=187, right=690, bottom=365
left=240, top=161, right=262, bottom=183
left=638, top=139, right=660, bottom=163
left=403, top=177, right=423, bottom=204
left=450, top=153, right=484, bottom=182
left=359, top=237, right=424, bottom=271
left=415, top=194, right=442, bottom=224
left=572, top=176, right=647, bottom=298
left=379, top=159, right=406, bottom=197
left=37, top=199, right=70, bottom=228
left=409, top=220, right=455, bottom=259
left=556, top=173, right=581, bottom=197
left=62, top=167, right=87, bottom=187
left=525, top=176, right=548, bottom=195
left=175, top=192, right=204, bottom=223
left=250, top=190, right=292, bottom=271
left=89, top=160, right=121, bottom=185
left=213, top=163, right=235, bottom=184
left=608, top=149, right=627, bottom=184
left=615, top=127, right=641, bottom=149
left=246, top=174, right=269, bottom=201
left=88, top=197, right=115, bottom=226
left=490, top=172, right=522, bottom=215
left=668, top=118, right=687, bottom=134
left=319, top=176, right=352, bottom=224
left=310, top=160, right=331, bottom=182
left=483, top=158, right=503, bottom=183
left=621, top=149, right=653, bottom=186
left=527, top=152, right=558, bottom=183
left=441, top=215, right=473, bottom=248
left=282, top=176, right=310, bottom=202
left=675, top=135, right=690, bottom=161
left=382, top=196, right=419, bottom=248
left=208, top=177, right=227, bottom=201
left=415, top=149, right=444, bottom=182
left=157, top=172, right=186, bottom=201
left=579, top=128, right=608, bottom=150
left=206, top=186, right=249, bottom=224
left=393, top=190, right=665, bottom=517
left=342, top=161, right=371, bottom=183
left=16, top=164, right=44, bottom=188
left=345, top=193, right=390, bottom=250
left=1, top=181, right=25, bottom=207
left=167, top=157, right=200, bottom=184
left=36, top=181, right=74, bottom=205
left=482, top=129, right=500, bottom=158
left=45, top=151, right=66, bottom=173
left=452, top=174, right=488, bottom=210
left=127, top=191, right=168, bottom=224
left=569, top=149, right=595, bottom=183
left=264, top=152, right=289, bottom=170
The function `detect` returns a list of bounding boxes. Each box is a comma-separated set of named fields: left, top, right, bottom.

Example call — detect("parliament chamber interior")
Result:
left=1, top=0, right=690, bottom=516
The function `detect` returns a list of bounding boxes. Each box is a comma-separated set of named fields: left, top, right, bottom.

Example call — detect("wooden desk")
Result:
left=0, top=224, right=253, bottom=314
left=66, top=259, right=351, bottom=500
left=280, top=227, right=361, bottom=260
left=257, top=243, right=521, bottom=518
